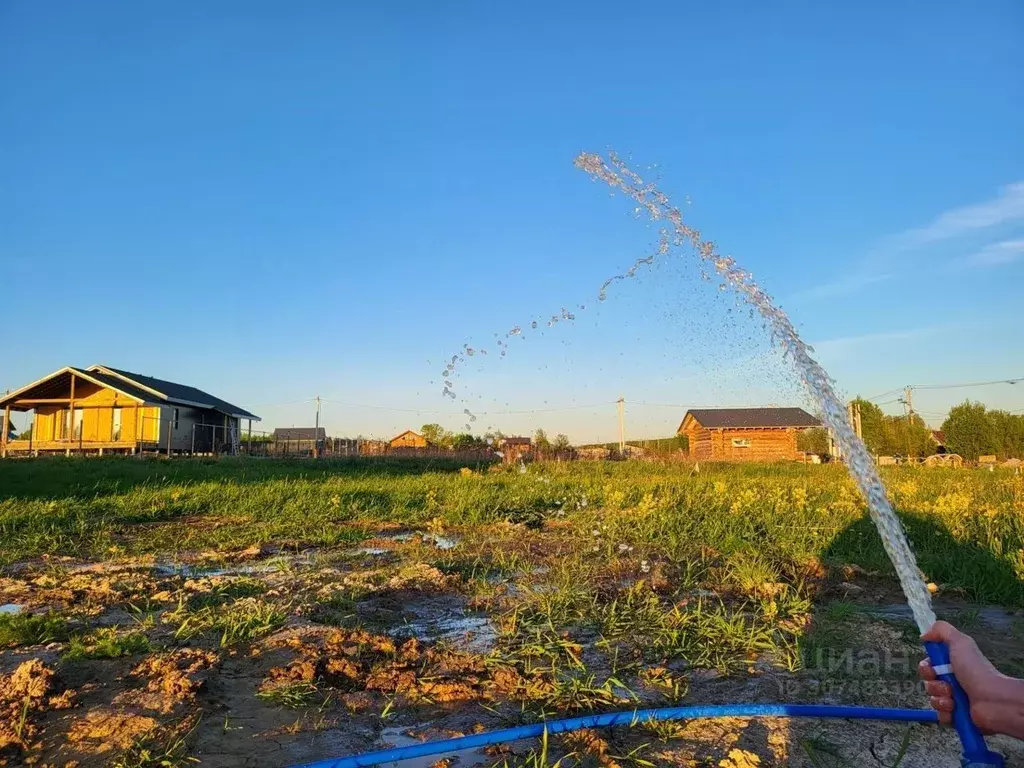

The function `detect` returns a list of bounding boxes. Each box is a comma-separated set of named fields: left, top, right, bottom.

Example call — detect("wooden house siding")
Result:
left=678, top=408, right=817, bottom=463
left=685, top=426, right=799, bottom=461
left=32, top=381, right=160, bottom=444
left=390, top=431, right=427, bottom=449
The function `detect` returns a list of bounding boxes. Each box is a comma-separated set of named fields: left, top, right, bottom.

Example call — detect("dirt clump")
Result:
left=66, top=709, right=159, bottom=753
left=115, top=648, right=219, bottom=714
left=261, top=628, right=492, bottom=705
left=0, top=659, right=74, bottom=764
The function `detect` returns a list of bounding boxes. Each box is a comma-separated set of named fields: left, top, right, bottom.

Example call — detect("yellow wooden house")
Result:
left=1, top=365, right=260, bottom=457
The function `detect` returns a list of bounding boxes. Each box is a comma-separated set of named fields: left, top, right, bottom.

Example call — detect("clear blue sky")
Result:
left=2, top=1, right=1022, bottom=442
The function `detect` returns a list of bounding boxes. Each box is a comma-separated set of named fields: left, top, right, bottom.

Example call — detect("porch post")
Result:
left=66, top=372, right=75, bottom=457
left=1, top=405, right=10, bottom=458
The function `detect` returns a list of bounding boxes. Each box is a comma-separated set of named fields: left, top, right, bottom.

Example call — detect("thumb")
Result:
left=921, top=620, right=961, bottom=644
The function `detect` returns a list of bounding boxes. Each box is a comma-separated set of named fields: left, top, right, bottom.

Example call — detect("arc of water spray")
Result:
left=574, top=150, right=936, bottom=633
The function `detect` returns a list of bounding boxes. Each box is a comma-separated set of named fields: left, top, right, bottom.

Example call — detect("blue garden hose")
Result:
left=291, top=704, right=941, bottom=768
left=924, top=642, right=1004, bottom=767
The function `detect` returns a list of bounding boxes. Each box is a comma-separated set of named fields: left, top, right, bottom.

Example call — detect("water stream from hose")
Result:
left=574, top=151, right=936, bottom=633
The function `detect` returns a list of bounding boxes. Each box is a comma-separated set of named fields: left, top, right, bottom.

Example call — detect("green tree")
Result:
left=420, top=423, right=452, bottom=449
left=942, top=401, right=996, bottom=461
left=797, top=427, right=830, bottom=456
left=451, top=433, right=485, bottom=451
left=987, top=409, right=1024, bottom=459
left=533, top=429, right=551, bottom=452
left=552, top=434, right=572, bottom=452
left=852, top=398, right=888, bottom=455
left=885, top=413, right=935, bottom=458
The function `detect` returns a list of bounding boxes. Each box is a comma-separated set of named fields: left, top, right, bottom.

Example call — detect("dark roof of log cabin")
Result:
left=681, top=407, right=819, bottom=431
left=273, top=427, right=326, bottom=440
left=89, top=366, right=260, bottom=421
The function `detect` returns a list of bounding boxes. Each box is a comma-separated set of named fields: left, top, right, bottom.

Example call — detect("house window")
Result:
left=112, top=408, right=122, bottom=441
left=73, top=409, right=84, bottom=440
left=172, top=408, right=179, bottom=431
left=731, top=438, right=752, bottom=448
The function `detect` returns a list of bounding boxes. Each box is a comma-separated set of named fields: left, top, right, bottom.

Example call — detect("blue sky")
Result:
left=2, top=1, right=1022, bottom=442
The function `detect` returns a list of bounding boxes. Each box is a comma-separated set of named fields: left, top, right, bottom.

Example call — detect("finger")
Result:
left=938, top=711, right=952, bottom=726
left=921, top=620, right=960, bottom=644
left=918, top=659, right=937, bottom=681
left=930, top=696, right=955, bottom=714
left=924, top=680, right=951, bottom=698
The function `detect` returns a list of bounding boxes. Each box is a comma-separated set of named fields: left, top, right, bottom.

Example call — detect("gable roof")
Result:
left=0, top=366, right=155, bottom=410
left=679, top=407, right=819, bottom=431
left=89, top=366, right=260, bottom=421
left=390, top=430, right=423, bottom=442
left=273, top=427, right=325, bottom=440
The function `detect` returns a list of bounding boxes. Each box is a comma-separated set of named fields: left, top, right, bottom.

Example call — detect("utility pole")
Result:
left=616, top=397, right=626, bottom=455
left=313, top=395, right=321, bottom=459
left=899, top=386, right=914, bottom=458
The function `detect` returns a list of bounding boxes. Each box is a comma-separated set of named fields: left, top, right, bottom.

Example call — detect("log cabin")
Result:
left=677, top=407, right=819, bottom=462
left=0, top=365, right=260, bottom=457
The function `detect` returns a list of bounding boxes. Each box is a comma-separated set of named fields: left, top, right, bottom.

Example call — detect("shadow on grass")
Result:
left=0, top=455, right=488, bottom=502
left=825, top=514, right=1024, bottom=608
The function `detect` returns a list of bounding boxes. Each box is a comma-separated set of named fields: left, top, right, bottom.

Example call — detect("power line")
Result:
left=866, top=376, right=1022, bottom=402
left=910, top=377, right=1023, bottom=391
left=626, top=401, right=786, bottom=409
left=318, top=398, right=616, bottom=416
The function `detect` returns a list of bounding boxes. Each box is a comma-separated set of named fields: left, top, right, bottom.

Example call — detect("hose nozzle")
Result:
left=924, top=642, right=1004, bottom=767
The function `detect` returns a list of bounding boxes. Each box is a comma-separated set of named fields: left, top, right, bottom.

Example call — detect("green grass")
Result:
left=1, top=456, right=1022, bottom=605
left=256, top=680, right=322, bottom=708
left=0, top=611, right=71, bottom=647
left=64, top=627, right=151, bottom=660
left=166, top=597, right=287, bottom=646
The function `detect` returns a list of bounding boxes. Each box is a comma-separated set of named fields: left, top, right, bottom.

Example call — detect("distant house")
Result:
left=677, top=407, right=819, bottom=462
left=0, top=365, right=259, bottom=457
left=390, top=430, right=427, bottom=449
left=497, top=436, right=532, bottom=463
left=930, top=430, right=947, bottom=454
left=272, top=427, right=326, bottom=455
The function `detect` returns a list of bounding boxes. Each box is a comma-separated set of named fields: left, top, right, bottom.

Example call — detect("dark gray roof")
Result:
left=273, top=427, right=325, bottom=440
left=90, top=366, right=260, bottom=420
left=683, top=407, right=819, bottom=429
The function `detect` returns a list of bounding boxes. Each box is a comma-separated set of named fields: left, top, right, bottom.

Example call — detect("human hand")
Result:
left=919, top=620, right=1024, bottom=739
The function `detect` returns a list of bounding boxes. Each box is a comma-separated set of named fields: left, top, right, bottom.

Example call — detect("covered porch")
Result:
left=1, top=367, right=160, bottom=457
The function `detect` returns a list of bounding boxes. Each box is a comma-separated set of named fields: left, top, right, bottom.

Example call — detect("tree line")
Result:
left=798, top=399, right=1024, bottom=461
left=419, top=424, right=571, bottom=452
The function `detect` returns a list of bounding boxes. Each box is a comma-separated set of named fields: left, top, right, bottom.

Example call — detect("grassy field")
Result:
left=1, top=457, right=1023, bottom=767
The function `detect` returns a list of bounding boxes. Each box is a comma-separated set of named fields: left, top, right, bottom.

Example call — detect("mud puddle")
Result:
left=390, top=596, right=498, bottom=653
